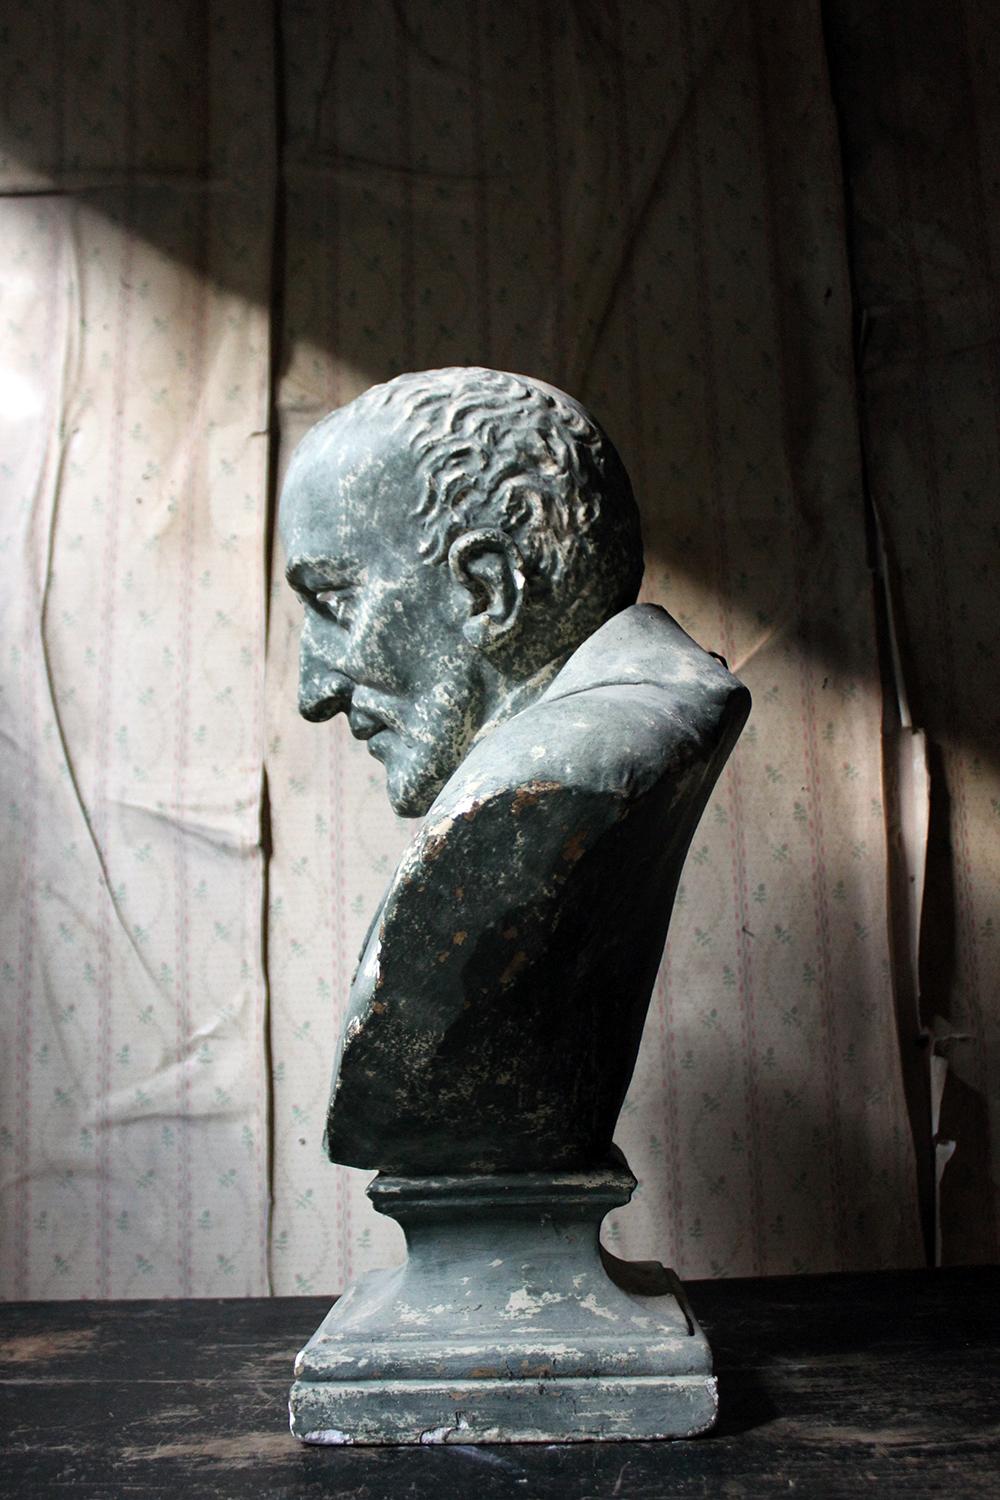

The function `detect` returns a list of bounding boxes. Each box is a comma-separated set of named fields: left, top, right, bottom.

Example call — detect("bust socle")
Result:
left=280, top=367, right=750, bottom=1179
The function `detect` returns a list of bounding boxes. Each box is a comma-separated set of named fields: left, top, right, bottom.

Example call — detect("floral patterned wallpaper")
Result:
left=4, top=0, right=991, bottom=1299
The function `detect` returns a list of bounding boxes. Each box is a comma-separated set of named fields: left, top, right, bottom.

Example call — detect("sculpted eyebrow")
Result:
left=285, top=562, right=355, bottom=593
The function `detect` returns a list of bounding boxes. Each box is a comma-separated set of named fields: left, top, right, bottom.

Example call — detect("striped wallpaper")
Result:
left=2, top=0, right=994, bottom=1297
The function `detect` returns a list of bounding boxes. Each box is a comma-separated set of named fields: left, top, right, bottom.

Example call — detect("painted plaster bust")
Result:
left=280, top=368, right=749, bottom=1177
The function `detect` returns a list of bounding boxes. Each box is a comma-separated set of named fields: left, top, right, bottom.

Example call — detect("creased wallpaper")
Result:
left=9, top=0, right=999, bottom=1300
left=826, top=0, right=1000, bottom=1266
left=265, top=0, right=922, bottom=1296
left=0, top=1, right=274, bottom=1297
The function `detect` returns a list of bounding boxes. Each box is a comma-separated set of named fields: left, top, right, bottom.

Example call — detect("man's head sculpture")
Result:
left=280, top=367, right=644, bottom=815
left=281, top=366, right=748, bottom=1175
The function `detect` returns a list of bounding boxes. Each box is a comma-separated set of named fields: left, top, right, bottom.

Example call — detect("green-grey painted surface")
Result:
left=280, top=369, right=749, bottom=1443
left=289, top=1163, right=717, bottom=1444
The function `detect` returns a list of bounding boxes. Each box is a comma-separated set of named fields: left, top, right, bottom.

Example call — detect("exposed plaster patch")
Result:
left=502, top=1287, right=566, bottom=1318
left=302, top=1428, right=354, bottom=1446
left=397, top=1306, right=432, bottom=1325
left=581, top=1292, right=617, bottom=1322
left=420, top=1414, right=470, bottom=1444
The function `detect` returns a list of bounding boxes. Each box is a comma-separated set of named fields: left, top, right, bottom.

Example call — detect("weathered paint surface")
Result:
left=280, top=368, right=749, bottom=1443
left=6, top=1270, right=999, bottom=1487
left=289, top=1162, right=718, bottom=1445
left=293, top=1374, right=718, bottom=1446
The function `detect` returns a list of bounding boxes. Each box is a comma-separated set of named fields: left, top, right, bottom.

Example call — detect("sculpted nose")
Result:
left=298, top=610, right=356, bottom=721
left=298, top=668, right=353, bottom=722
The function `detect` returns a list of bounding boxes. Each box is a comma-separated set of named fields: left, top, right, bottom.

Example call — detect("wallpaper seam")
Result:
left=819, top=0, right=936, bottom=1264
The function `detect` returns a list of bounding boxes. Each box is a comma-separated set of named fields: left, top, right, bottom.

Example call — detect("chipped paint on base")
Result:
left=290, top=1373, right=719, bottom=1446
left=289, top=1158, right=718, bottom=1445
left=419, top=1415, right=471, bottom=1444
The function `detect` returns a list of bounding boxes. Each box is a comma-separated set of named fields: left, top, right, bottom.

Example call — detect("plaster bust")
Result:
left=280, top=367, right=749, bottom=1177
left=282, top=368, right=644, bottom=816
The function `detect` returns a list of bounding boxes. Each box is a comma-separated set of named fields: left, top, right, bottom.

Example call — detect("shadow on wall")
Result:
left=615, top=954, right=926, bottom=1277
left=3, top=0, right=995, bottom=1276
left=1, top=2, right=993, bottom=757
left=2, top=0, right=887, bottom=693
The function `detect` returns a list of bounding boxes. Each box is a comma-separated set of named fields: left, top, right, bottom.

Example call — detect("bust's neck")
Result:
left=470, top=650, right=574, bottom=750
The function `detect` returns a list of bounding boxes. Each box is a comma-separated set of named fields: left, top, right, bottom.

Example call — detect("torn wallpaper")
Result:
left=826, top=0, right=1000, bottom=1265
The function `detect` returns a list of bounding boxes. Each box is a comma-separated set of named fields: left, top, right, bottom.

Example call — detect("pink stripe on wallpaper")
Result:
left=952, top=0, right=1000, bottom=1258
left=173, top=51, right=212, bottom=1291
left=468, top=0, right=492, bottom=364
left=172, top=303, right=202, bottom=1296
left=331, top=734, right=353, bottom=1287
left=16, top=12, right=67, bottom=1302
left=14, top=540, right=35, bottom=1297
left=396, top=8, right=417, bottom=373
left=324, top=55, right=352, bottom=1287
left=657, top=962, right=686, bottom=1267
left=750, top=6, right=849, bottom=1271
left=14, top=208, right=62, bottom=1297
left=890, top=60, right=980, bottom=1033
left=328, top=502, right=354, bottom=1283
left=682, top=0, right=765, bottom=1276
left=539, top=5, right=566, bottom=387
left=798, top=661, right=849, bottom=1267
left=98, top=207, right=136, bottom=1301
left=609, top=0, right=647, bottom=503
left=887, top=2, right=995, bottom=1254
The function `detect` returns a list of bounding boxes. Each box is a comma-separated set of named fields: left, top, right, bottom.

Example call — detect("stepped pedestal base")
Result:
left=289, top=1160, right=717, bottom=1445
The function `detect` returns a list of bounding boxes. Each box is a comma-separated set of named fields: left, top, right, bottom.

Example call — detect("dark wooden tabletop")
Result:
left=2, top=1267, right=998, bottom=1497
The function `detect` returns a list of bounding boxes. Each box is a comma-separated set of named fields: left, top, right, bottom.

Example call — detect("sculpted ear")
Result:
left=447, top=529, right=526, bottom=650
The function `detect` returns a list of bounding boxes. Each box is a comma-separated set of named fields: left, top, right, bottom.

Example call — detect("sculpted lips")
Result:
left=347, top=702, right=408, bottom=759
left=348, top=707, right=386, bottom=741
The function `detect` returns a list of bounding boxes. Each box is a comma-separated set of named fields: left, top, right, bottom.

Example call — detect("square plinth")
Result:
left=290, top=1370, right=718, bottom=1445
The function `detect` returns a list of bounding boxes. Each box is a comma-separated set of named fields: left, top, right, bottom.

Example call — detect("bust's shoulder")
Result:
left=545, top=603, right=745, bottom=714
left=329, top=606, right=750, bottom=1171
left=435, top=605, right=749, bottom=810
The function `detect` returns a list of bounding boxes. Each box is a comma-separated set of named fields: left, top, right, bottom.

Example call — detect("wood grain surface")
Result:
left=2, top=1268, right=997, bottom=1497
